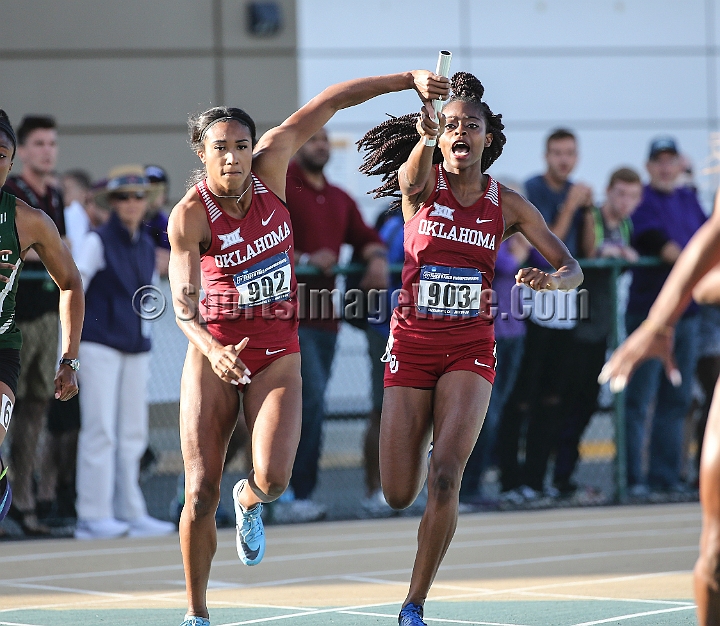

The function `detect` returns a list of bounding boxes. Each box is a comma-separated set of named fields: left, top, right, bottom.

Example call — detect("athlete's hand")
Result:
left=410, top=70, right=450, bottom=103
left=598, top=323, right=680, bottom=393
left=208, top=337, right=252, bottom=385
left=54, top=366, right=78, bottom=401
left=0, top=250, right=16, bottom=283
left=515, top=267, right=559, bottom=291
left=416, top=101, right=445, bottom=141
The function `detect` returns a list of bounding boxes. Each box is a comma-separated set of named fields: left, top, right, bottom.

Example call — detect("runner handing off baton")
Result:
left=358, top=55, right=582, bottom=625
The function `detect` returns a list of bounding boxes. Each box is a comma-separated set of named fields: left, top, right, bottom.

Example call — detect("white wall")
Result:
left=298, top=0, right=720, bottom=217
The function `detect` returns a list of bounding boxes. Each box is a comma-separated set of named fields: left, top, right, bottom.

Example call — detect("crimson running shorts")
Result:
left=383, top=332, right=496, bottom=388
left=234, top=336, right=300, bottom=389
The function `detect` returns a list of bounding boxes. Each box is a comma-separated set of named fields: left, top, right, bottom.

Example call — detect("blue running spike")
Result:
left=399, top=602, right=426, bottom=625
left=233, top=479, right=265, bottom=565
left=180, top=616, right=210, bottom=626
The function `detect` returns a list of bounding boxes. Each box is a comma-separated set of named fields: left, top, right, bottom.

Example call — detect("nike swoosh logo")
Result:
left=261, top=210, right=276, bottom=226
left=266, top=348, right=286, bottom=355
left=474, top=359, right=492, bottom=368
left=476, top=218, right=492, bottom=224
left=239, top=539, right=260, bottom=561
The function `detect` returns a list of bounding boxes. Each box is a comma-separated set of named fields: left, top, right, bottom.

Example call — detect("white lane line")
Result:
left=0, top=509, right=700, bottom=565
left=2, top=535, right=694, bottom=586
left=2, top=582, right=128, bottom=598
left=0, top=581, right=312, bottom=616
left=341, top=574, right=495, bottom=593
left=570, top=604, right=696, bottom=625
left=514, top=589, right=694, bottom=606
left=0, top=622, right=44, bottom=626
left=340, top=610, right=528, bottom=626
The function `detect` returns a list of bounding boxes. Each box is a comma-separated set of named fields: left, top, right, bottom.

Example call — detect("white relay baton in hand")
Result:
left=424, top=50, right=452, bottom=147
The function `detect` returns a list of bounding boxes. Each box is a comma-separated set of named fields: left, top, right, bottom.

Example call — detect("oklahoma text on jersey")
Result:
left=214, top=221, right=292, bottom=269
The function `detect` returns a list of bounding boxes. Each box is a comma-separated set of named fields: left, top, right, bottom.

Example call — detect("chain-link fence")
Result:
left=2, top=256, right=703, bottom=538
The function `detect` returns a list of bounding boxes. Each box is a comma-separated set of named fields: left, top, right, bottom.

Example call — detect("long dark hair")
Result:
left=357, top=72, right=506, bottom=209
left=186, top=106, right=257, bottom=189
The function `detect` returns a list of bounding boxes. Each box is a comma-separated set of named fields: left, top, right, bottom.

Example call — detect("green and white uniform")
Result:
left=0, top=190, right=23, bottom=350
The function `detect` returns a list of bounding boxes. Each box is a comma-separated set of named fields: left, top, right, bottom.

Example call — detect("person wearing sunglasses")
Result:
left=72, top=165, right=175, bottom=540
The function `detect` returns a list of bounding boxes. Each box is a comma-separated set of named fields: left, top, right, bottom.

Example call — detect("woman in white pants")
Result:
left=74, top=165, right=175, bottom=539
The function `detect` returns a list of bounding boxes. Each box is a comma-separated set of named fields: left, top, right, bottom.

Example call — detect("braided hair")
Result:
left=358, top=72, right=506, bottom=207
left=186, top=106, right=257, bottom=188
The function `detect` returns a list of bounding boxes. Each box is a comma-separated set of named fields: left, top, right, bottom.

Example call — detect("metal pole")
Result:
left=608, top=261, right=628, bottom=502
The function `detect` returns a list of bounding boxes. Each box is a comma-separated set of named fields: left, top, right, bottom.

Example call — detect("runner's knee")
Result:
left=252, top=469, right=289, bottom=501
left=427, top=461, right=461, bottom=502
left=185, top=477, right=221, bottom=520
left=384, top=485, right=416, bottom=510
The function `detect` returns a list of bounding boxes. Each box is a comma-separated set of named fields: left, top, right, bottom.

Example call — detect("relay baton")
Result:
left=424, top=50, right=452, bottom=147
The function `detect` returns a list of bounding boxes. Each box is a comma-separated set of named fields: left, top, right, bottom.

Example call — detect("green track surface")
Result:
left=3, top=600, right=696, bottom=625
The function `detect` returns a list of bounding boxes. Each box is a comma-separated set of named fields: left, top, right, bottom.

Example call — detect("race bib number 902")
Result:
left=416, top=264, right=483, bottom=317
left=234, top=252, right=292, bottom=308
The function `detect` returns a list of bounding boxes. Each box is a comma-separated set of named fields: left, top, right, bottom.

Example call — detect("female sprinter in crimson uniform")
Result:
left=168, top=71, right=449, bottom=626
left=359, top=73, right=583, bottom=626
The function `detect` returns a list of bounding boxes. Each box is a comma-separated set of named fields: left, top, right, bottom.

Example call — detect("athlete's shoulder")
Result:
left=499, top=183, right=530, bottom=208
left=14, top=196, right=50, bottom=226
left=168, top=187, right=208, bottom=241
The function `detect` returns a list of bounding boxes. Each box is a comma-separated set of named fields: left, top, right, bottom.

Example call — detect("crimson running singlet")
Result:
left=391, top=164, right=504, bottom=344
left=196, top=174, right=298, bottom=348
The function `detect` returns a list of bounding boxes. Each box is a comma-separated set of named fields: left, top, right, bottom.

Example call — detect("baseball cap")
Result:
left=144, top=164, right=168, bottom=185
left=648, top=137, right=679, bottom=160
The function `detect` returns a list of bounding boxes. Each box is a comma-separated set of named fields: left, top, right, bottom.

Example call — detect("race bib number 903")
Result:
left=417, top=264, right=483, bottom=317
left=234, top=252, right=292, bottom=308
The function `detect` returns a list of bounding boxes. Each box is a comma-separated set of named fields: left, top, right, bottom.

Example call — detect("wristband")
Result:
left=641, top=319, right=674, bottom=337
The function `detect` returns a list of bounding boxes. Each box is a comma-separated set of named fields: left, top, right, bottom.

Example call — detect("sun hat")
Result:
left=94, top=164, right=161, bottom=210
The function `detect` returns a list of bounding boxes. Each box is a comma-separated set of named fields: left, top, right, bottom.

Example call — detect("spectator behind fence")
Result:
left=2, top=115, right=67, bottom=536
left=361, top=206, right=405, bottom=517
left=553, top=167, right=642, bottom=498
left=61, top=170, right=92, bottom=257
left=143, top=164, right=171, bottom=277
left=690, top=304, right=720, bottom=485
left=33, top=169, right=93, bottom=525
left=624, top=137, right=707, bottom=496
left=496, top=128, right=592, bottom=503
left=278, top=128, right=388, bottom=523
left=85, top=178, right=111, bottom=229
left=460, top=234, right=530, bottom=505
left=74, top=165, right=175, bottom=539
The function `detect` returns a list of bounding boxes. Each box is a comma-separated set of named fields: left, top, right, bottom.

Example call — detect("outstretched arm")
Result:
left=16, top=201, right=83, bottom=400
left=502, top=187, right=583, bottom=291
left=599, top=196, right=720, bottom=392
left=253, top=71, right=449, bottom=197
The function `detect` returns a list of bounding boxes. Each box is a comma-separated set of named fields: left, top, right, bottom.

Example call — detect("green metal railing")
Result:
left=19, top=256, right=665, bottom=503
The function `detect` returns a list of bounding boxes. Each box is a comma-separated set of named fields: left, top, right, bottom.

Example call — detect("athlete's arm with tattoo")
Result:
left=168, top=196, right=250, bottom=385
left=15, top=200, right=83, bottom=400
left=501, top=186, right=583, bottom=291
